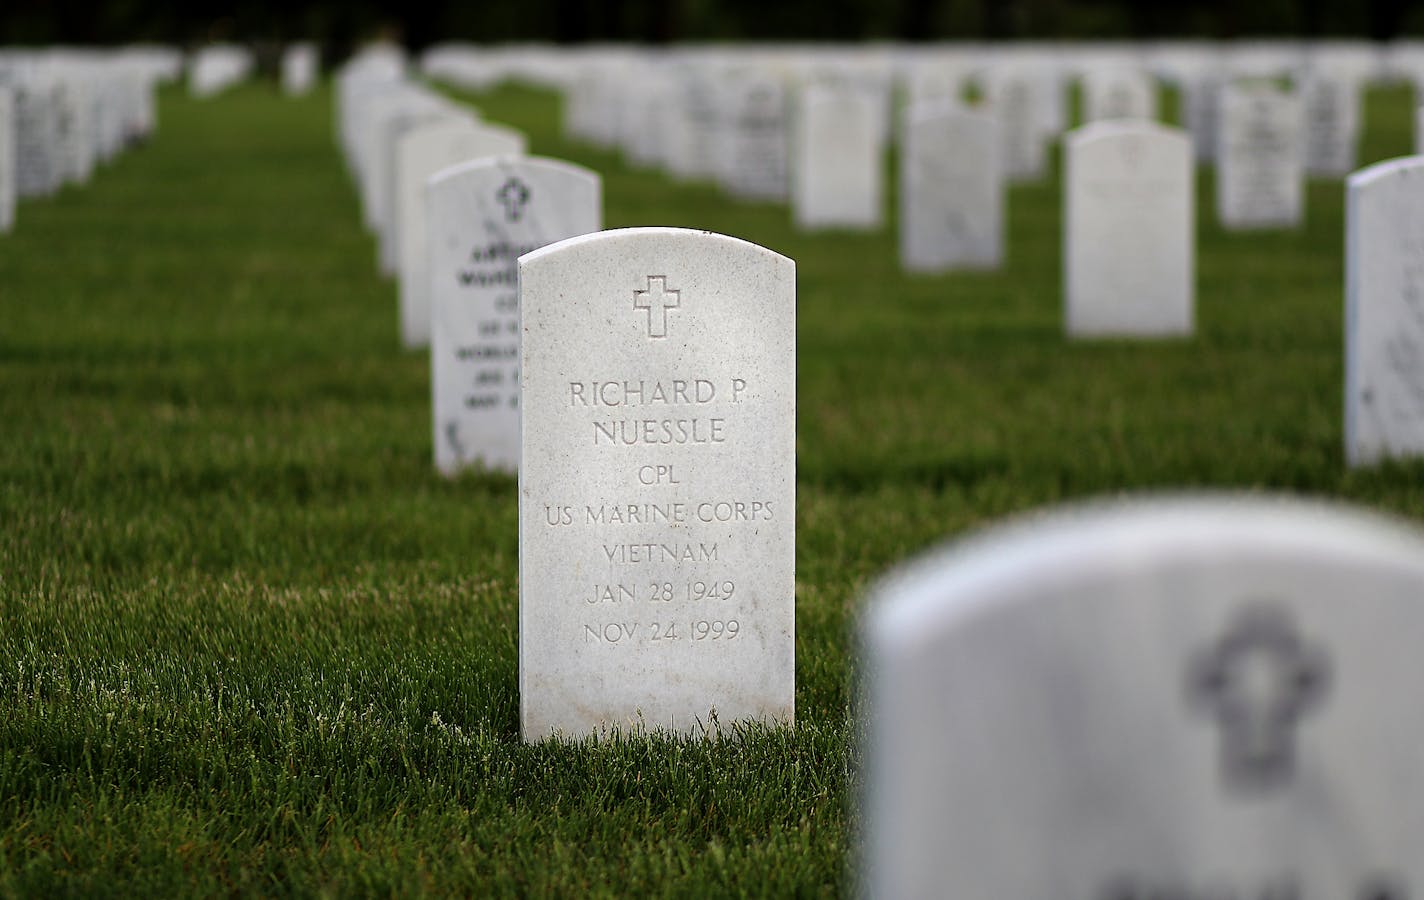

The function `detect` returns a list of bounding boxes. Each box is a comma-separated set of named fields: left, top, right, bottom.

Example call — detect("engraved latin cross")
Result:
left=634, top=276, right=680, bottom=339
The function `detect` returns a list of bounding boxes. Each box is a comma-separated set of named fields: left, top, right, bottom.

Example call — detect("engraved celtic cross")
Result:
left=1189, top=604, right=1331, bottom=794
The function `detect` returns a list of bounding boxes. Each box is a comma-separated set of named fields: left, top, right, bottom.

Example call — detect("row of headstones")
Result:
left=407, top=197, right=1424, bottom=890
left=423, top=45, right=1421, bottom=468
left=0, top=46, right=179, bottom=235
left=1058, top=117, right=1424, bottom=466
left=334, top=58, right=1424, bottom=733
left=336, top=47, right=588, bottom=477
left=900, top=80, right=1319, bottom=273
left=336, top=52, right=791, bottom=742
left=186, top=43, right=318, bottom=99
left=562, top=61, right=1360, bottom=185
left=427, top=39, right=1409, bottom=183
left=368, top=49, right=1424, bottom=875
left=406, top=172, right=1424, bottom=736
left=439, top=204, right=1424, bottom=892
left=426, top=43, right=1384, bottom=278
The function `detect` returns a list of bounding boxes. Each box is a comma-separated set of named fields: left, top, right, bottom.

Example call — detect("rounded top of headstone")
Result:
left=518, top=226, right=793, bottom=270
left=864, top=494, right=1424, bottom=656
left=1066, top=118, right=1190, bottom=147
left=1347, top=154, right=1424, bottom=189
left=427, top=153, right=591, bottom=192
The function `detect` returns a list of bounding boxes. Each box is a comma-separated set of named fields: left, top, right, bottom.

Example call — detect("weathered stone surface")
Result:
left=518, top=227, right=795, bottom=740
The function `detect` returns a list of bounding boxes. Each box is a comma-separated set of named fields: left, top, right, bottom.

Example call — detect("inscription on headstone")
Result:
left=518, top=227, right=795, bottom=740
left=1217, top=84, right=1304, bottom=230
left=429, top=156, right=600, bottom=475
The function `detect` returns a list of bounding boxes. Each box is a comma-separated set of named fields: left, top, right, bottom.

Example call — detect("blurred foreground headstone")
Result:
left=860, top=496, right=1424, bottom=900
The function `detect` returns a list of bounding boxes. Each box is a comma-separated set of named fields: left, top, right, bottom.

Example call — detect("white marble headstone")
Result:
left=898, top=104, right=1003, bottom=272
left=984, top=69, right=1049, bottom=183
left=1182, top=75, right=1221, bottom=163
left=1065, top=121, right=1194, bottom=337
left=665, top=73, right=722, bottom=182
left=353, top=88, right=440, bottom=232
left=396, top=119, right=526, bottom=349
left=622, top=80, right=671, bottom=170
left=429, top=156, right=600, bottom=476
left=1346, top=156, right=1424, bottom=467
left=792, top=84, right=882, bottom=230
left=373, top=103, right=470, bottom=276
left=282, top=43, right=318, bottom=97
left=1217, top=84, right=1304, bottom=230
left=1303, top=73, right=1361, bottom=177
left=718, top=74, right=788, bottom=202
left=0, top=87, right=13, bottom=234
left=862, top=495, right=1424, bottom=900
left=518, top=227, right=795, bottom=740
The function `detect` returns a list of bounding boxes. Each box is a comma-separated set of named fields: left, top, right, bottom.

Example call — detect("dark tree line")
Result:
left=1, top=0, right=1420, bottom=54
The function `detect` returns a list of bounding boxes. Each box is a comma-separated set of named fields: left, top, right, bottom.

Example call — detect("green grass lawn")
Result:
left=2, top=76, right=1423, bottom=895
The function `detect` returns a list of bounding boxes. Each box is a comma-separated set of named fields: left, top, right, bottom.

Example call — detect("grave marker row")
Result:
left=0, top=47, right=178, bottom=231
left=397, top=119, right=526, bottom=348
